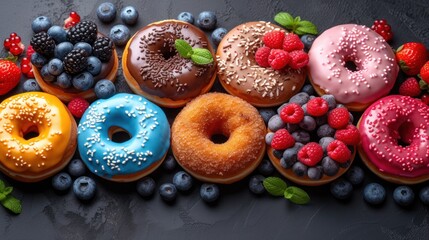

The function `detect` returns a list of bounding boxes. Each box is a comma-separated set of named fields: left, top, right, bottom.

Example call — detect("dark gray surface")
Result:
left=1, top=0, right=429, bottom=239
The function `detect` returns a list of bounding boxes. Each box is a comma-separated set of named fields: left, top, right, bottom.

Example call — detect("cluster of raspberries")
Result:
left=255, top=31, right=309, bottom=70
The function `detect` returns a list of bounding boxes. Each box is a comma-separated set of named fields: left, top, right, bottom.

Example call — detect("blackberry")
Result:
left=67, top=21, right=98, bottom=45
left=63, top=49, right=88, bottom=75
left=93, top=37, right=113, bottom=62
left=30, top=32, right=55, bottom=57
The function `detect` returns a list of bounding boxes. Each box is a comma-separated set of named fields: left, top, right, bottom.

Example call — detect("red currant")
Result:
left=3, top=38, right=11, bottom=50
left=26, top=45, right=35, bottom=59
left=371, top=19, right=393, bottom=42
left=11, top=35, right=21, bottom=44
left=26, top=69, right=35, bottom=78
left=21, top=63, right=31, bottom=74
left=10, top=47, right=22, bottom=56
left=21, top=57, right=30, bottom=64
left=9, top=32, right=17, bottom=38
left=70, top=11, right=80, bottom=22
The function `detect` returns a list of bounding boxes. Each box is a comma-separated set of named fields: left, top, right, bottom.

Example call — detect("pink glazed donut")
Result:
left=358, top=95, right=429, bottom=184
left=308, top=24, right=399, bottom=111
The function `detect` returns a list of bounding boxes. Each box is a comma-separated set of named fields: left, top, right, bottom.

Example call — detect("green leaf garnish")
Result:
left=419, top=79, right=428, bottom=90
left=263, top=177, right=287, bottom=196
left=175, top=39, right=193, bottom=58
left=284, top=186, right=310, bottom=205
left=174, top=39, right=214, bottom=65
left=274, top=12, right=318, bottom=35
left=0, top=179, right=22, bottom=214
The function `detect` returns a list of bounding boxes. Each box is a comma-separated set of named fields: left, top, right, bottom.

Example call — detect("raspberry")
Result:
left=270, top=129, right=295, bottom=150
left=328, top=107, right=350, bottom=129
left=420, top=61, right=429, bottom=84
left=306, top=97, right=329, bottom=117
left=255, top=46, right=271, bottom=67
left=263, top=30, right=285, bottom=49
left=297, top=142, right=324, bottom=167
left=327, top=140, right=351, bottom=163
left=371, top=19, right=393, bottom=42
left=335, top=124, right=360, bottom=145
left=398, top=77, right=421, bottom=97
left=421, top=94, right=429, bottom=105
left=268, top=49, right=291, bottom=70
left=67, top=98, right=89, bottom=118
left=289, top=50, right=309, bottom=69
left=280, top=103, right=304, bottom=124
left=282, top=33, right=304, bottom=52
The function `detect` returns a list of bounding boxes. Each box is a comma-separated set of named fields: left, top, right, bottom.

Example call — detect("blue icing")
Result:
left=77, top=93, right=170, bottom=179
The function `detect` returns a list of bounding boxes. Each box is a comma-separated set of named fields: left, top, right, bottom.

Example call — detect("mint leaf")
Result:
left=3, top=187, right=12, bottom=196
left=191, top=48, right=213, bottom=65
left=284, top=186, right=310, bottom=205
left=296, top=20, right=318, bottom=35
left=263, top=177, right=287, bottom=196
left=0, top=193, right=6, bottom=201
left=274, top=12, right=294, bottom=28
left=1, top=196, right=22, bottom=214
left=0, top=180, right=5, bottom=191
left=175, top=39, right=193, bottom=59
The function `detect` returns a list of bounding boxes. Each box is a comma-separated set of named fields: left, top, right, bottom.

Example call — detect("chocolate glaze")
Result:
left=125, top=20, right=216, bottom=101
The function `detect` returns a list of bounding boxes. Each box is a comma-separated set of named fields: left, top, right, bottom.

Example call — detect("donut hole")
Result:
left=20, top=124, right=40, bottom=140
left=161, top=48, right=176, bottom=60
left=109, top=126, right=132, bottom=143
left=396, top=121, right=415, bottom=147
left=344, top=60, right=358, bottom=72
left=210, top=133, right=229, bottom=144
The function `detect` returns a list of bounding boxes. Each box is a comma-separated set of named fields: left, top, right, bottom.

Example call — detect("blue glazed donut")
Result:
left=77, top=93, right=170, bottom=182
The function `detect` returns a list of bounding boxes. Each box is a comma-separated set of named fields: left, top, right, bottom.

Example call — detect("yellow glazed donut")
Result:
left=0, top=92, right=77, bottom=182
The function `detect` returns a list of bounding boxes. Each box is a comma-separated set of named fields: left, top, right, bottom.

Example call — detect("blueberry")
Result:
left=41, top=64, right=56, bottom=82
left=291, top=131, right=310, bottom=144
left=200, top=183, right=220, bottom=203
left=136, top=177, right=156, bottom=198
left=31, top=16, right=52, bottom=33
left=282, top=142, right=303, bottom=167
left=31, top=52, right=48, bottom=68
left=211, top=27, right=227, bottom=45
left=120, top=6, right=139, bottom=25
left=317, top=124, right=336, bottom=138
left=321, top=94, right=336, bottom=110
left=173, top=171, right=193, bottom=192
left=277, top=103, right=289, bottom=114
left=321, top=156, right=339, bottom=176
left=73, top=176, right=97, bottom=200
left=292, top=162, right=308, bottom=177
left=159, top=183, right=177, bottom=202
left=280, top=157, right=296, bottom=169
left=52, top=172, right=72, bottom=191
left=315, top=115, right=328, bottom=126
left=268, top=114, right=286, bottom=131
left=97, top=2, right=117, bottom=23
left=289, top=92, right=309, bottom=106
left=286, top=123, right=299, bottom=133
left=299, top=116, right=316, bottom=131
left=177, top=12, right=194, bottom=24
left=87, top=56, right=102, bottom=76
left=419, top=186, right=429, bottom=205
left=56, top=72, right=72, bottom=89
left=319, top=137, right=335, bottom=152
left=196, top=11, right=217, bottom=31
left=265, top=132, right=274, bottom=145
left=300, top=34, right=316, bottom=50
left=55, top=42, right=74, bottom=60
left=363, top=183, right=386, bottom=205
left=393, top=186, right=415, bottom=207
left=110, top=24, right=130, bottom=47
left=301, top=103, right=308, bottom=114
left=47, top=58, right=64, bottom=76
left=346, top=166, right=365, bottom=186
left=257, top=159, right=274, bottom=176
left=272, top=149, right=284, bottom=159
left=47, top=25, right=67, bottom=43
left=72, top=72, right=94, bottom=90
left=67, top=158, right=86, bottom=177
left=336, top=104, right=346, bottom=109
left=259, top=108, right=276, bottom=124
left=330, top=179, right=353, bottom=200
left=301, top=84, right=315, bottom=95
left=308, top=166, right=323, bottom=180
left=22, top=79, right=41, bottom=92
left=94, top=79, right=116, bottom=99
left=162, top=155, right=177, bottom=172
left=73, top=42, right=92, bottom=56
left=249, top=175, right=266, bottom=194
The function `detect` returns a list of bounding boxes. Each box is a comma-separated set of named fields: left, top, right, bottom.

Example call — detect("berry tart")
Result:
left=265, top=89, right=359, bottom=186
left=31, top=18, right=118, bottom=102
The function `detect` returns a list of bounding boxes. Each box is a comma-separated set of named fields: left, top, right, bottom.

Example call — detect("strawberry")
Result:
left=327, top=140, right=351, bottom=163
left=0, top=58, right=21, bottom=95
left=396, top=42, right=428, bottom=76
left=263, top=31, right=285, bottom=49
left=297, top=142, right=324, bottom=167
left=328, top=107, right=350, bottom=129
left=335, top=124, right=360, bottom=145
left=268, top=49, right=291, bottom=70
left=398, top=77, right=421, bottom=97
left=67, top=98, right=89, bottom=118
left=420, top=61, right=429, bottom=84
left=282, top=33, right=304, bottom=52
left=271, top=129, right=295, bottom=150
left=255, top=46, right=271, bottom=67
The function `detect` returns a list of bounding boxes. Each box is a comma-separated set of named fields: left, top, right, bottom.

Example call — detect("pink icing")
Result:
left=358, top=95, right=429, bottom=178
left=308, top=24, right=398, bottom=105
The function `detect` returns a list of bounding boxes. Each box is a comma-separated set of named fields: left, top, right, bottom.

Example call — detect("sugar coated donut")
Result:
left=0, top=92, right=77, bottom=182
left=77, top=93, right=170, bottom=182
left=308, top=24, right=399, bottom=111
left=216, top=21, right=306, bottom=107
left=171, top=92, right=266, bottom=184
left=358, top=95, right=429, bottom=184
left=122, top=20, right=217, bottom=108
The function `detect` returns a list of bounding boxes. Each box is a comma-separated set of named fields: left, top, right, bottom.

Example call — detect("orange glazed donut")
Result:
left=0, top=92, right=77, bottom=182
left=171, top=93, right=266, bottom=184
